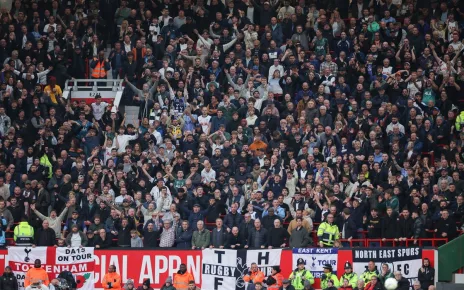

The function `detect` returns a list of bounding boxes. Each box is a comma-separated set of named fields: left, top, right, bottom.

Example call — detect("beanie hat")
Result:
left=165, top=276, right=173, bottom=284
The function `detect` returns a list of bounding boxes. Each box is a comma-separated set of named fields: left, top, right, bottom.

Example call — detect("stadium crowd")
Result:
left=0, top=0, right=461, bottom=288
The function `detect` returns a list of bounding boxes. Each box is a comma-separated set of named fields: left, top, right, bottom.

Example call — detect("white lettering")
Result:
left=187, top=256, right=201, bottom=284
left=154, top=256, right=168, bottom=284
left=139, top=256, right=153, bottom=284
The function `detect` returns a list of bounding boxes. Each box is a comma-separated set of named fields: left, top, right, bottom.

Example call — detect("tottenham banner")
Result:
left=352, top=248, right=422, bottom=288
left=201, top=249, right=282, bottom=290
left=8, top=247, right=95, bottom=290
left=292, top=248, right=338, bottom=278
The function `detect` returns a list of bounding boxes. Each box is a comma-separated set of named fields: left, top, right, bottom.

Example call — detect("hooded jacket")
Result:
left=0, top=271, right=18, bottom=290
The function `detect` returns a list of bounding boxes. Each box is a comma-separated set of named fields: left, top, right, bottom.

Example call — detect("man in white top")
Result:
left=201, top=161, right=216, bottom=185
left=150, top=179, right=172, bottom=201
left=268, top=58, right=284, bottom=80
left=115, top=125, right=138, bottom=153
left=91, top=95, right=108, bottom=121
left=43, top=15, right=58, bottom=33
left=386, top=116, right=405, bottom=135
left=114, top=187, right=134, bottom=205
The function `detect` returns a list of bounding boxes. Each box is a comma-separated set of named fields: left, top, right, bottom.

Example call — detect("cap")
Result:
left=193, top=203, right=201, bottom=207
left=165, top=276, right=173, bottom=283
left=323, top=264, right=333, bottom=270
left=75, top=45, right=81, bottom=50
left=25, top=180, right=31, bottom=185
left=297, top=258, right=305, bottom=265
left=283, top=279, right=290, bottom=284
left=72, top=210, right=79, bottom=214
left=344, top=261, right=352, bottom=269
left=264, top=1, right=270, bottom=4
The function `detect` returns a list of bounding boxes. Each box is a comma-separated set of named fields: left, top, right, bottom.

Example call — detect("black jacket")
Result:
left=397, top=277, right=410, bottom=290
left=382, top=213, right=398, bottom=239
left=34, top=227, right=56, bottom=246
left=267, top=227, right=290, bottom=248
left=94, top=235, right=112, bottom=249
left=0, top=272, right=18, bottom=290
left=436, top=217, right=457, bottom=240
left=342, top=216, right=357, bottom=239
left=418, top=266, right=435, bottom=289
left=227, top=232, right=245, bottom=249
left=398, top=216, right=414, bottom=238
left=143, top=230, right=159, bottom=248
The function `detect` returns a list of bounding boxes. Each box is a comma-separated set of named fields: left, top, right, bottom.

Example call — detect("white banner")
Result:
left=292, top=248, right=338, bottom=278
left=352, top=248, right=422, bottom=289
left=201, top=249, right=282, bottom=290
left=8, top=247, right=95, bottom=290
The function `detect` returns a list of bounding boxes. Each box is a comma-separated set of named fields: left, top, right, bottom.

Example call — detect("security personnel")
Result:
left=102, top=264, right=121, bottom=290
left=244, top=262, right=265, bottom=284
left=289, top=258, right=315, bottom=290
left=317, top=214, right=340, bottom=247
left=90, top=51, right=110, bottom=81
left=340, top=262, right=358, bottom=288
left=455, top=110, right=464, bottom=131
left=321, top=264, right=339, bottom=289
left=25, top=259, right=49, bottom=287
left=173, top=263, right=194, bottom=290
left=361, top=260, right=379, bottom=284
left=14, top=218, right=34, bottom=246
left=265, top=266, right=284, bottom=290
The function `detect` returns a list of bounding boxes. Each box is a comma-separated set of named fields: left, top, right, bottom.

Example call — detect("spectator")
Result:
left=192, top=220, right=210, bottom=250
left=160, top=277, right=175, bottom=290
left=394, top=272, right=410, bottom=290
left=210, top=218, right=229, bottom=249
left=95, top=229, right=112, bottom=249
left=130, top=230, right=143, bottom=248
left=435, top=209, right=457, bottom=240
left=246, top=219, right=268, bottom=249
left=33, top=220, right=56, bottom=247
left=159, top=219, right=176, bottom=248
left=289, top=217, right=310, bottom=248
left=268, top=219, right=290, bottom=248
left=65, top=224, right=88, bottom=248
left=117, top=218, right=132, bottom=247
left=0, top=266, right=17, bottom=290
left=418, top=258, right=435, bottom=290
left=176, top=220, right=193, bottom=249
left=86, top=231, right=96, bottom=247
left=224, top=203, right=244, bottom=232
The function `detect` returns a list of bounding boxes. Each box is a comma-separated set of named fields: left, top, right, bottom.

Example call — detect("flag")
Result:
left=292, top=248, right=338, bottom=278
left=8, top=247, right=95, bottom=290
left=352, top=248, right=422, bottom=289
left=201, top=249, right=282, bottom=290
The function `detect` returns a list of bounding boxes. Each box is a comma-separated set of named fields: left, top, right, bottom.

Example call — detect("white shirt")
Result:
left=91, top=102, right=108, bottom=120
left=198, top=115, right=211, bottom=133
left=115, top=134, right=138, bottom=153
left=150, top=184, right=172, bottom=201
left=43, top=23, right=57, bottom=33
left=201, top=168, right=216, bottom=184
left=70, top=232, right=82, bottom=247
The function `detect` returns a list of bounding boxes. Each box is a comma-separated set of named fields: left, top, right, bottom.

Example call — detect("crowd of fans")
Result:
left=0, top=0, right=460, bottom=286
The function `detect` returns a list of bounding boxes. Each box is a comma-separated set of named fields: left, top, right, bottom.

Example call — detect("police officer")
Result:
left=317, top=214, right=340, bottom=247
left=321, top=264, right=339, bottom=289
left=289, top=258, right=315, bottom=290
left=361, top=260, right=379, bottom=284
left=340, top=262, right=358, bottom=288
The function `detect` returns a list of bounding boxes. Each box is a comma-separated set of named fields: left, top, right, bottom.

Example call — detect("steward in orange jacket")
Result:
left=25, top=259, right=49, bottom=287
left=265, top=266, right=284, bottom=290
left=102, top=265, right=122, bottom=290
left=173, top=264, right=194, bottom=290
left=243, top=263, right=265, bottom=284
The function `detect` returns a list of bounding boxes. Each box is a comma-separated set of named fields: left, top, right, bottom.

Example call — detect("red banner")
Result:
left=0, top=248, right=436, bottom=289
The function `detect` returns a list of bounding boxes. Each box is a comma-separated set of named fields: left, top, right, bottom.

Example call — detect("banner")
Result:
left=352, top=248, right=422, bottom=288
left=0, top=248, right=436, bottom=289
left=292, top=248, right=338, bottom=278
left=8, top=247, right=95, bottom=290
left=201, top=249, right=282, bottom=290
